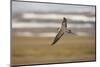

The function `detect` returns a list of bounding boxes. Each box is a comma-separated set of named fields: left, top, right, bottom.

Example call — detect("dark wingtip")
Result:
left=63, top=17, right=66, bottom=19
left=51, top=43, right=55, bottom=46
left=63, top=17, right=67, bottom=21
left=51, top=43, right=53, bottom=45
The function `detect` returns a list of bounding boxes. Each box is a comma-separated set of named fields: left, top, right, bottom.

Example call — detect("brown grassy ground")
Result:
left=11, top=35, right=96, bottom=65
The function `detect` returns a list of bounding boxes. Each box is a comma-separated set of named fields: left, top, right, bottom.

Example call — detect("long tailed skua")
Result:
left=51, top=17, right=74, bottom=46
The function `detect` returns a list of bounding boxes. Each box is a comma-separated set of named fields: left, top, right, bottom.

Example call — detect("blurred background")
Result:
left=12, top=1, right=95, bottom=37
left=12, top=1, right=96, bottom=65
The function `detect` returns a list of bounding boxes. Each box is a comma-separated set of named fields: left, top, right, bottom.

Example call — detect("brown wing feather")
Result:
left=51, top=29, right=64, bottom=45
left=51, top=17, right=67, bottom=46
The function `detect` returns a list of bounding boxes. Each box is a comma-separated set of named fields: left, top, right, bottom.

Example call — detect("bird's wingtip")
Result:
left=50, top=43, right=54, bottom=46
left=50, top=42, right=56, bottom=46
left=63, top=17, right=67, bottom=21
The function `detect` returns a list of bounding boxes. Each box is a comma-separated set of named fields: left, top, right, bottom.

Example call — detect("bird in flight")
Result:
left=51, top=17, right=74, bottom=46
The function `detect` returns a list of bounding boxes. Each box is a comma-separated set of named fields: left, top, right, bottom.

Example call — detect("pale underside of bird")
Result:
left=51, top=17, right=75, bottom=46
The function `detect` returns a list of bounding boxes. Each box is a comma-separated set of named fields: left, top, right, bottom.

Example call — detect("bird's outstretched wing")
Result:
left=51, top=17, right=67, bottom=46
left=62, top=17, right=67, bottom=28
left=51, top=29, right=64, bottom=46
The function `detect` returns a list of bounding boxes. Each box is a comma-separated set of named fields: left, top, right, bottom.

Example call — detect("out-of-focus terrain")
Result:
left=12, top=35, right=95, bottom=65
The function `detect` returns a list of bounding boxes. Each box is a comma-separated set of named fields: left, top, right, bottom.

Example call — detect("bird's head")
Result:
left=63, top=17, right=67, bottom=22
left=68, top=30, right=72, bottom=33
